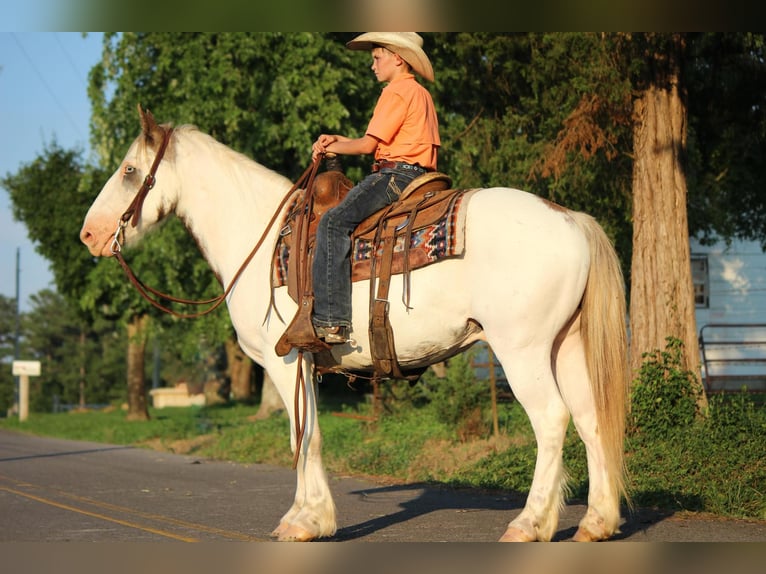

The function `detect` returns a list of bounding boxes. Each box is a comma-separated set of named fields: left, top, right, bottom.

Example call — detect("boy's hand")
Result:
left=312, top=134, right=337, bottom=161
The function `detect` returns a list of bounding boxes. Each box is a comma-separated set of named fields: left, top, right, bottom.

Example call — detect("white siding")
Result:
left=691, top=238, right=766, bottom=391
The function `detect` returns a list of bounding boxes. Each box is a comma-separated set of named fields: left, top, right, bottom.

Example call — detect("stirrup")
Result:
left=315, top=325, right=349, bottom=344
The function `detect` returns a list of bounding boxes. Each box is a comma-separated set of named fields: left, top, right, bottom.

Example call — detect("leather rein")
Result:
left=111, top=126, right=324, bottom=469
left=110, top=126, right=321, bottom=319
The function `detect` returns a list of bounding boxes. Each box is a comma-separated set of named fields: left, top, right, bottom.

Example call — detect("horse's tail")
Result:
left=572, top=211, right=630, bottom=506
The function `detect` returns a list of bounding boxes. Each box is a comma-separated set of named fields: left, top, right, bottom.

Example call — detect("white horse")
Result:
left=80, top=107, right=630, bottom=542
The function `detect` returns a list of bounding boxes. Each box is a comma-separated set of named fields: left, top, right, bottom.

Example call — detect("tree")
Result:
left=626, top=34, right=701, bottom=405
left=431, top=33, right=634, bottom=266
left=527, top=33, right=705, bottom=399
left=86, top=33, right=382, bottom=412
left=432, top=33, right=766, bottom=405
left=1, top=145, right=124, bottom=411
left=0, top=295, right=20, bottom=412
left=20, top=289, right=120, bottom=411
left=9, top=33, right=764, bottom=417
left=2, top=144, right=101, bottom=303
left=685, top=33, right=766, bottom=245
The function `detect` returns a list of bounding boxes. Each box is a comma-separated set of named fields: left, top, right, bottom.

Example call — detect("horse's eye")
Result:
left=124, top=165, right=136, bottom=175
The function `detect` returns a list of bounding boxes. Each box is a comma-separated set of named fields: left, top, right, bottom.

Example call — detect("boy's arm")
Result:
left=312, top=134, right=378, bottom=161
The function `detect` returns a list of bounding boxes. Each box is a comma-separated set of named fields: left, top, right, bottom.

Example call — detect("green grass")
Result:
left=1, top=387, right=764, bottom=521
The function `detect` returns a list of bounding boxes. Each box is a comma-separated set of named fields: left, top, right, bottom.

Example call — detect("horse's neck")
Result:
left=172, top=131, right=293, bottom=286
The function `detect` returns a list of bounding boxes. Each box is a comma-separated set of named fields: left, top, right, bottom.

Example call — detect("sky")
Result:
left=0, top=32, right=103, bottom=311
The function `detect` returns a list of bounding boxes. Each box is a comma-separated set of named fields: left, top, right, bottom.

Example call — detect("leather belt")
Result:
left=372, top=160, right=429, bottom=174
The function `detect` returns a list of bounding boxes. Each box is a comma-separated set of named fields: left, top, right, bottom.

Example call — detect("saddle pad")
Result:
left=272, top=189, right=475, bottom=287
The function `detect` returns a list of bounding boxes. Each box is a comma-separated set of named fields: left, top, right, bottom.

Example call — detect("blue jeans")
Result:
left=312, top=166, right=421, bottom=328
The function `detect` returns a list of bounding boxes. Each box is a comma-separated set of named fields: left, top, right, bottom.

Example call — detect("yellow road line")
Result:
left=52, top=489, right=263, bottom=541
left=0, top=485, right=200, bottom=542
left=0, top=473, right=266, bottom=542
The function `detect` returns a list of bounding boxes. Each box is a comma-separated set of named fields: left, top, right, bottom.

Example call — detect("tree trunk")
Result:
left=125, top=314, right=150, bottom=421
left=225, top=337, right=253, bottom=401
left=629, top=35, right=708, bottom=407
left=253, top=368, right=284, bottom=420
left=79, top=328, right=86, bottom=408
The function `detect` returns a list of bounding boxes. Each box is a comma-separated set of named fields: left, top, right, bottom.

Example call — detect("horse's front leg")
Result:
left=268, top=360, right=337, bottom=542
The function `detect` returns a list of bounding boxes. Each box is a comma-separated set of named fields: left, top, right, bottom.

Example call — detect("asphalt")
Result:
left=1, top=429, right=764, bottom=545
left=0, top=431, right=766, bottom=574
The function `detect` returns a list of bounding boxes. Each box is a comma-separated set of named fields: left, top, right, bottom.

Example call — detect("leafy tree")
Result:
left=431, top=33, right=633, bottom=251
left=8, top=33, right=766, bottom=419
left=85, top=32, right=383, bottom=413
left=22, top=289, right=125, bottom=412
left=0, top=295, right=20, bottom=413
left=686, top=33, right=766, bottom=246
left=89, top=32, right=378, bottom=179
left=0, top=141, right=127, bottom=409
left=2, top=143, right=101, bottom=303
left=431, top=33, right=766, bottom=404
left=0, top=295, right=18, bottom=362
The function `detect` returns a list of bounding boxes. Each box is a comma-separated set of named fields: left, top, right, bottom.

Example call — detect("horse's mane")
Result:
left=172, top=124, right=292, bottom=195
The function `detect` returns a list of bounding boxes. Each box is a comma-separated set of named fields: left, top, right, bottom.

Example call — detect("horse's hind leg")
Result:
left=554, top=316, right=622, bottom=541
left=495, top=344, right=571, bottom=542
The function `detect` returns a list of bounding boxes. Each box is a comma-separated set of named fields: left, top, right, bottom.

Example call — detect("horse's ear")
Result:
left=137, top=103, right=164, bottom=150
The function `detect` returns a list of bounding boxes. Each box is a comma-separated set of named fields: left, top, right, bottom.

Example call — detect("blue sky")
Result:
left=0, top=32, right=103, bottom=310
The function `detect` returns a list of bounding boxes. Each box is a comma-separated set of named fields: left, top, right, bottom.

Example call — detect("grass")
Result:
left=1, top=381, right=764, bottom=522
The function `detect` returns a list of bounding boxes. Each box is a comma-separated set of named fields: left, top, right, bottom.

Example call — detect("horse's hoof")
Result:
left=499, top=526, right=535, bottom=542
left=573, top=526, right=602, bottom=542
left=276, top=525, right=316, bottom=542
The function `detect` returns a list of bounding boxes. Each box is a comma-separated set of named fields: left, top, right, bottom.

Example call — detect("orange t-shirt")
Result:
left=366, top=74, right=440, bottom=171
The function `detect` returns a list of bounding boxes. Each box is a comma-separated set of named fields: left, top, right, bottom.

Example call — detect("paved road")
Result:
left=1, top=429, right=764, bottom=543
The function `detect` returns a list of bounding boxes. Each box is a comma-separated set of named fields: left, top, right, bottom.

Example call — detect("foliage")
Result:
left=6, top=32, right=766, bottom=417
left=82, top=32, right=385, bottom=395
left=0, top=295, right=20, bottom=412
left=626, top=390, right=765, bottom=519
left=417, top=352, right=491, bottom=441
left=89, top=33, right=376, bottom=179
left=685, top=33, right=766, bottom=248
left=629, top=337, right=703, bottom=439
left=1, top=143, right=103, bottom=304
left=2, top=369, right=763, bottom=520
left=0, top=295, right=19, bottom=360
left=625, top=337, right=765, bottom=518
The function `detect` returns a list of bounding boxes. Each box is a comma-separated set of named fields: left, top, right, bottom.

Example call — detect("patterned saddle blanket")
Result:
left=272, top=171, right=475, bottom=298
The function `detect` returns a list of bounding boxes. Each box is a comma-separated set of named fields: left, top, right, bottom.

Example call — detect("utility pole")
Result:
left=13, top=248, right=20, bottom=410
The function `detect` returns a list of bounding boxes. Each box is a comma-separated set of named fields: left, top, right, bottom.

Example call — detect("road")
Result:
left=1, top=429, right=765, bottom=543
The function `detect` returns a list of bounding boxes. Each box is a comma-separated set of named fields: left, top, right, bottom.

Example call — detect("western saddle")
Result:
left=274, top=163, right=468, bottom=380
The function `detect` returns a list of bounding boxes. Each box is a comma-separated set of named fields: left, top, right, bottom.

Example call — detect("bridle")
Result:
left=110, top=126, right=320, bottom=319
left=110, top=126, right=322, bottom=468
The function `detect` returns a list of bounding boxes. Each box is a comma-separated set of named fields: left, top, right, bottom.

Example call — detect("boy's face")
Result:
left=370, top=47, right=405, bottom=83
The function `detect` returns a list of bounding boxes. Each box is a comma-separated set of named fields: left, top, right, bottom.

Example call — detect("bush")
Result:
left=417, top=351, right=491, bottom=441
left=629, top=337, right=702, bottom=439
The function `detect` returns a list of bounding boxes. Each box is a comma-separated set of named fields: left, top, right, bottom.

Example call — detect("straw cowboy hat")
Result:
left=346, top=32, right=434, bottom=82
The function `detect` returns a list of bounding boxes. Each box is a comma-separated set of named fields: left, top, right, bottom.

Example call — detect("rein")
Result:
left=110, top=126, right=321, bottom=319
left=110, top=127, right=323, bottom=468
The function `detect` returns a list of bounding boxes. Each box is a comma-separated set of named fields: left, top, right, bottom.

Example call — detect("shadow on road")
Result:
left=0, top=445, right=133, bottom=463
left=329, top=482, right=681, bottom=541
left=330, top=482, right=526, bottom=541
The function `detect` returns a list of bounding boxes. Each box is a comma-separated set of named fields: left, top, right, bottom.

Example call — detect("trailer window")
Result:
left=691, top=255, right=709, bottom=308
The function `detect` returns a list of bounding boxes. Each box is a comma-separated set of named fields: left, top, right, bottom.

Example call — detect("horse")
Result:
left=80, top=106, right=630, bottom=542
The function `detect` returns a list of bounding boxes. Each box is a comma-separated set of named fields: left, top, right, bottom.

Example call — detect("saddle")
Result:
left=273, top=167, right=472, bottom=379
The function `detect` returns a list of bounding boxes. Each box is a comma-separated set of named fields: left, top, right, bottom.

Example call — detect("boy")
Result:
left=311, top=32, right=440, bottom=344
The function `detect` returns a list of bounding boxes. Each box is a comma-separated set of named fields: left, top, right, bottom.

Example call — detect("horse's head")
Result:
left=80, top=105, right=176, bottom=257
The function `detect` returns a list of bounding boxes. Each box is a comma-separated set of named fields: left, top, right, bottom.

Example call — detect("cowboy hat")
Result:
left=346, top=32, right=434, bottom=82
